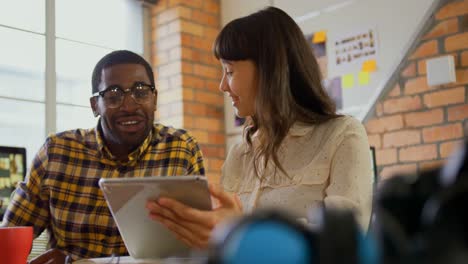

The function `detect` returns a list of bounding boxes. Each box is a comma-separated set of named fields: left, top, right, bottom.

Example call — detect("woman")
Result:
left=146, top=6, right=373, bottom=249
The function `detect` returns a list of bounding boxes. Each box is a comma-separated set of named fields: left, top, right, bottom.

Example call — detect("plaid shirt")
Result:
left=2, top=122, right=205, bottom=260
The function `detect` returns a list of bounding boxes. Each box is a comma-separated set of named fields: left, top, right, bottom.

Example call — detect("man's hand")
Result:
left=146, top=183, right=243, bottom=249
left=28, top=248, right=68, bottom=264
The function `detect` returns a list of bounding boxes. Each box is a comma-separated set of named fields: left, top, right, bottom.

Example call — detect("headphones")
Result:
left=207, top=208, right=379, bottom=264
left=373, top=140, right=468, bottom=264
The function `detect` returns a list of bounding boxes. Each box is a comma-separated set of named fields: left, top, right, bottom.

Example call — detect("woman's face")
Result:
left=219, top=59, right=258, bottom=117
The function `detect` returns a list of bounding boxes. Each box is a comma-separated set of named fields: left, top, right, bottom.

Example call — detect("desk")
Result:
left=74, top=256, right=205, bottom=264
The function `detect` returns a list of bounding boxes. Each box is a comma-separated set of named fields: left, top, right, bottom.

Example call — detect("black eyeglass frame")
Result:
left=91, top=82, right=156, bottom=108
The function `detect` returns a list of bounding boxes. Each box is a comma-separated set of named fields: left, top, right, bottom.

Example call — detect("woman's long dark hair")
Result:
left=214, top=6, right=340, bottom=179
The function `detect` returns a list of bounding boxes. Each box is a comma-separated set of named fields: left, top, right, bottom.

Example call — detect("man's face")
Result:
left=90, top=63, right=156, bottom=153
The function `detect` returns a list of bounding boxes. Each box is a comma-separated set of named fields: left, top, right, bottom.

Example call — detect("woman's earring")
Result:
left=93, top=111, right=99, bottom=117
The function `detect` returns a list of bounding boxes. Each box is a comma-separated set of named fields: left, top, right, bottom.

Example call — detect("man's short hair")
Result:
left=91, top=50, right=155, bottom=94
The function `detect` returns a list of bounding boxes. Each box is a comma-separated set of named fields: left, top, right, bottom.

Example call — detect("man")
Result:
left=1, top=50, right=205, bottom=261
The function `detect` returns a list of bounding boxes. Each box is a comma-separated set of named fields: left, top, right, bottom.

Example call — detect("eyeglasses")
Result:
left=92, top=82, right=156, bottom=109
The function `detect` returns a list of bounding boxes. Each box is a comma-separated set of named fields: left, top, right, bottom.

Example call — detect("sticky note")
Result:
left=313, top=31, right=327, bottom=43
left=362, top=59, right=377, bottom=72
left=358, top=71, right=370, bottom=85
left=342, top=74, right=354, bottom=89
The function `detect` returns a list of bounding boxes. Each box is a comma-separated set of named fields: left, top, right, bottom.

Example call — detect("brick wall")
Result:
left=365, top=0, right=468, bottom=181
left=150, top=0, right=224, bottom=183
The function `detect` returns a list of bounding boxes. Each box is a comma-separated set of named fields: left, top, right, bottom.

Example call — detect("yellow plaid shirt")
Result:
left=3, top=122, right=205, bottom=260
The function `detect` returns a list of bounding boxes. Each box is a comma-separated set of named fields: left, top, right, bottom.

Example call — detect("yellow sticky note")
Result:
left=362, top=59, right=377, bottom=72
left=342, top=74, right=354, bottom=89
left=312, top=31, right=327, bottom=43
left=359, top=71, right=370, bottom=85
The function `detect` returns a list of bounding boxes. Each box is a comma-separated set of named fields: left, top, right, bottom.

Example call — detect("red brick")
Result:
left=404, top=76, right=429, bottom=95
left=210, top=132, right=226, bottom=145
left=375, top=102, right=383, bottom=117
left=376, top=148, right=397, bottom=165
left=399, top=144, right=438, bottom=162
left=465, top=120, right=468, bottom=136
left=189, top=129, right=209, bottom=144
left=388, top=83, right=401, bottom=97
left=445, top=32, right=468, bottom=52
left=440, top=140, right=464, bottom=158
left=365, top=115, right=404, bottom=133
left=181, top=61, right=193, bottom=74
left=435, top=1, right=468, bottom=20
left=368, top=134, right=381, bottom=149
left=423, top=87, right=465, bottom=108
left=179, top=47, right=194, bottom=60
left=184, top=102, right=206, bottom=116
left=206, top=80, right=222, bottom=93
left=180, top=20, right=204, bottom=36
left=193, top=64, right=220, bottom=79
left=194, top=90, right=224, bottom=105
left=383, top=96, right=422, bottom=114
left=203, top=0, right=220, bottom=14
left=182, top=88, right=194, bottom=101
left=404, top=109, right=444, bottom=128
left=192, top=10, right=219, bottom=27
left=193, top=52, right=219, bottom=66
left=169, top=0, right=203, bottom=8
left=151, top=0, right=168, bottom=15
left=419, top=160, right=446, bottom=171
left=423, top=123, right=463, bottom=142
left=206, top=172, right=221, bottom=185
left=418, top=60, right=427, bottom=75
left=182, top=75, right=205, bottom=89
left=176, top=6, right=192, bottom=19
left=422, top=18, right=459, bottom=39
left=462, top=51, right=468, bottom=67
left=380, top=164, right=417, bottom=181
left=455, top=69, right=468, bottom=85
left=191, top=36, right=214, bottom=52
left=201, top=146, right=225, bottom=158
left=401, top=62, right=416, bottom=78
left=180, top=33, right=192, bottom=47
left=448, top=105, right=468, bottom=121
left=409, top=40, right=438, bottom=59
left=184, top=102, right=223, bottom=118
left=208, top=158, right=224, bottom=171
left=383, top=130, right=421, bottom=148
left=203, top=27, right=220, bottom=40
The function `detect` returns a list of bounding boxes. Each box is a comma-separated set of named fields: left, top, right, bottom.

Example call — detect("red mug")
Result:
left=0, top=226, right=33, bottom=264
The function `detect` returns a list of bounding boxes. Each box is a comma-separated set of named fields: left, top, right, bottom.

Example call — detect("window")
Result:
left=0, top=0, right=145, bottom=166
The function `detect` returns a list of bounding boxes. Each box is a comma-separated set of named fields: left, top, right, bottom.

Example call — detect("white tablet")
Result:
left=98, top=175, right=212, bottom=259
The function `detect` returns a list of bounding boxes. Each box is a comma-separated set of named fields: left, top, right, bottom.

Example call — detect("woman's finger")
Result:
left=208, top=183, right=239, bottom=208
left=151, top=213, right=210, bottom=249
left=158, top=197, right=218, bottom=228
left=147, top=201, right=213, bottom=240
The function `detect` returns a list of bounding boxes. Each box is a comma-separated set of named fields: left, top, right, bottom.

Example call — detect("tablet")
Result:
left=98, top=175, right=212, bottom=259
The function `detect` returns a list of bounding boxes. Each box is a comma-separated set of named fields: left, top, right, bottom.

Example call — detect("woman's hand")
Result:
left=146, top=183, right=243, bottom=249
